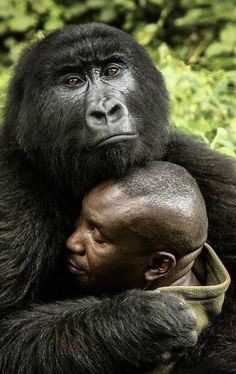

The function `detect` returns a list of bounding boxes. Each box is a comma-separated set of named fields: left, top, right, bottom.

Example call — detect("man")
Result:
left=66, top=162, right=230, bottom=372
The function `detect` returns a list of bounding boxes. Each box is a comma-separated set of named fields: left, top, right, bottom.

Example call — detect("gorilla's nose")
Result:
left=86, top=99, right=126, bottom=130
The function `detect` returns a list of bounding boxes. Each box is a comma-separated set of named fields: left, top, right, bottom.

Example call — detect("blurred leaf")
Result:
left=8, top=14, right=38, bottom=32
left=135, top=23, right=158, bottom=45
left=220, top=24, right=236, bottom=46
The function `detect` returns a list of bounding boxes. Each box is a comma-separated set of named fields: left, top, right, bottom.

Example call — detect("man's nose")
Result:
left=66, top=233, right=86, bottom=255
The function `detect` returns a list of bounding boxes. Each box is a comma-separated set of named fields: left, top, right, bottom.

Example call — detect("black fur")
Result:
left=0, top=23, right=236, bottom=373
left=0, top=291, right=197, bottom=373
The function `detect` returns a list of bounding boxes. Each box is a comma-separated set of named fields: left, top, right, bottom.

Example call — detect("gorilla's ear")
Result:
left=145, top=252, right=176, bottom=281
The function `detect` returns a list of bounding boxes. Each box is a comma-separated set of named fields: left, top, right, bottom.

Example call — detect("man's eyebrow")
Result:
left=92, top=219, right=105, bottom=231
left=85, top=213, right=104, bottom=229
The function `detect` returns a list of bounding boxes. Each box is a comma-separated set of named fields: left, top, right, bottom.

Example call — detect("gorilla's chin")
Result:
left=85, top=141, right=137, bottom=175
left=69, top=139, right=146, bottom=195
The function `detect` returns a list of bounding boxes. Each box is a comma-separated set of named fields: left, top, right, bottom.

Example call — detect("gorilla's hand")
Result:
left=103, top=289, right=197, bottom=373
left=137, top=290, right=197, bottom=351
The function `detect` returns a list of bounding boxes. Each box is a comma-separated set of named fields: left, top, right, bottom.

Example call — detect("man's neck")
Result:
left=171, top=270, right=201, bottom=286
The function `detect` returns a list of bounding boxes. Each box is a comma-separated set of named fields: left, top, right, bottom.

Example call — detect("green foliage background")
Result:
left=0, top=0, right=235, bottom=156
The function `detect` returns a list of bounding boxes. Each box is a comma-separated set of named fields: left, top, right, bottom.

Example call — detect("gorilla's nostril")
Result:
left=108, top=104, right=120, bottom=116
left=90, top=111, right=105, bottom=120
left=86, top=102, right=125, bottom=130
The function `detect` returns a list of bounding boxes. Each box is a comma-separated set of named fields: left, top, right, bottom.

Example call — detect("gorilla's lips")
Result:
left=95, top=133, right=138, bottom=147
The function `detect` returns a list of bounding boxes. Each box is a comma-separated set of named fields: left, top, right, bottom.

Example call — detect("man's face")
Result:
left=66, top=182, right=154, bottom=295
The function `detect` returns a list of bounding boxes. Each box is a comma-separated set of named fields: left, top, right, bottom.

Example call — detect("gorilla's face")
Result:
left=4, top=24, right=169, bottom=192
left=44, top=53, right=138, bottom=150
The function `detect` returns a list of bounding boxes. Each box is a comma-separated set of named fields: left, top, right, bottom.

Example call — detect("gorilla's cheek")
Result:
left=34, top=90, right=86, bottom=148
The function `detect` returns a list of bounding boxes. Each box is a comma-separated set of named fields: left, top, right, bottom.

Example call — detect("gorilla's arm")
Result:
left=165, top=132, right=236, bottom=259
left=0, top=161, right=197, bottom=374
left=0, top=160, right=65, bottom=309
left=0, top=292, right=197, bottom=374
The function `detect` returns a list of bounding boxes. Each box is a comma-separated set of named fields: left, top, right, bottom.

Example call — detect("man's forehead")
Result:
left=83, top=182, right=146, bottom=224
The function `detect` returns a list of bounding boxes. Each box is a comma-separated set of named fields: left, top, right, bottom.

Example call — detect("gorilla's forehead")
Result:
left=38, top=23, right=137, bottom=67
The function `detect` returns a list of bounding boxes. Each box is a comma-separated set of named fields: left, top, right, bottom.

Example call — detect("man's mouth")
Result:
left=67, top=258, right=87, bottom=275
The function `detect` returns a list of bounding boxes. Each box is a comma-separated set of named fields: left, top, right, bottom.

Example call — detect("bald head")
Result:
left=117, top=161, right=208, bottom=256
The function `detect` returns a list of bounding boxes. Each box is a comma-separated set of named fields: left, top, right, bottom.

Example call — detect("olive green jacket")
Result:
left=147, top=243, right=231, bottom=374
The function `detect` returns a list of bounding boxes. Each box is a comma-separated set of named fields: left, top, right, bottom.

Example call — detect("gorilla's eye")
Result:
left=103, top=67, right=119, bottom=77
left=64, top=77, right=82, bottom=87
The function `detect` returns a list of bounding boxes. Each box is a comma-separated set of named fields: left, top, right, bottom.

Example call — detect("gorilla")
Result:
left=0, top=23, right=236, bottom=373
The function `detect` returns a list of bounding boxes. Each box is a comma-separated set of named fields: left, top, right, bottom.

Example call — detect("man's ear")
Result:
left=145, top=252, right=176, bottom=282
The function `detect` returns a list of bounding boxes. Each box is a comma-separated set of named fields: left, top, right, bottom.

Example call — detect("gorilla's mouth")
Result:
left=95, top=133, right=138, bottom=147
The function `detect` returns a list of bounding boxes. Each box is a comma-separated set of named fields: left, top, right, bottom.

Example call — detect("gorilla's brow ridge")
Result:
left=47, top=49, right=127, bottom=73
left=54, top=55, right=126, bottom=72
